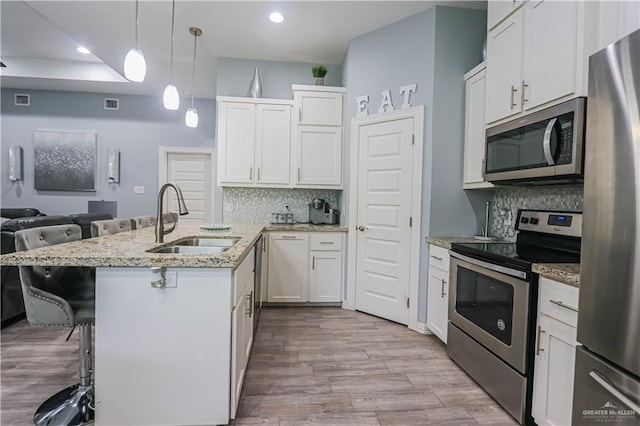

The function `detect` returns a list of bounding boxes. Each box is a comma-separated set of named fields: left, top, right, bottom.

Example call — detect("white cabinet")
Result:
left=292, top=85, right=345, bottom=188
left=597, top=0, right=640, bottom=51
left=230, top=248, right=255, bottom=419
left=426, top=245, right=450, bottom=343
left=217, top=97, right=292, bottom=187
left=532, top=277, right=579, bottom=426
left=266, top=232, right=344, bottom=303
left=463, top=63, right=493, bottom=189
left=485, top=1, right=598, bottom=124
left=267, top=233, right=309, bottom=302
left=487, top=0, right=525, bottom=31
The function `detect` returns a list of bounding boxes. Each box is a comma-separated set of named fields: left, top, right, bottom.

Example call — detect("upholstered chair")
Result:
left=15, top=224, right=95, bottom=425
left=130, top=215, right=156, bottom=230
left=90, top=218, right=132, bottom=237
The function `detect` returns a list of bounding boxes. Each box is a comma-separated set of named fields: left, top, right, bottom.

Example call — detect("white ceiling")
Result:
left=1, top=1, right=486, bottom=99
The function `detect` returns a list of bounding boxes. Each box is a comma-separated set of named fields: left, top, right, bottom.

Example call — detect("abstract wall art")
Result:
left=34, top=130, right=97, bottom=191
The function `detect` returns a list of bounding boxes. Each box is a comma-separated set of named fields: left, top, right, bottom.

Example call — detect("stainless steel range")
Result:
left=448, top=209, right=582, bottom=424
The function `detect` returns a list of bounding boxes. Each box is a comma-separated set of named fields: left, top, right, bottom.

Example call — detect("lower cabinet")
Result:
left=532, top=277, right=579, bottom=426
left=267, top=232, right=344, bottom=303
left=426, top=244, right=450, bottom=343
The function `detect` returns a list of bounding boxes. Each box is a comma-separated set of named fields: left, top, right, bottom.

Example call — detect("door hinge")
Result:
left=409, top=216, right=413, bottom=227
left=411, top=134, right=415, bottom=145
left=406, top=297, right=410, bottom=308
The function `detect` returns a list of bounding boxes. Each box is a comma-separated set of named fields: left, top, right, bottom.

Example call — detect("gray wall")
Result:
left=217, top=57, right=343, bottom=99
left=1, top=89, right=216, bottom=218
left=342, top=6, right=488, bottom=323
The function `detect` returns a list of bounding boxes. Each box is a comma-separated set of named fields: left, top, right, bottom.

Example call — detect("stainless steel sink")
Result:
left=151, top=246, right=230, bottom=254
left=148, top=237, right=240, bottom=255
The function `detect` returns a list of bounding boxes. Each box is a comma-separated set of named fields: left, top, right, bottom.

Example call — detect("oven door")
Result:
left=449, top=252, right=532, bottom=374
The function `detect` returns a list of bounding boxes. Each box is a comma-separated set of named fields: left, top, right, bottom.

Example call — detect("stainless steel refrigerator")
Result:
left=573, top=28, right=640, bottom=424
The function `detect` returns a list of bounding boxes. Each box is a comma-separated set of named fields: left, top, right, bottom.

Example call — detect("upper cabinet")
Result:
left=292, top=85, right=345, bottom=188
left=217, top=97, right=292, bottom=187
left=596, top=0, right=640, bottom=51
left=485, top=0, right=598, bottom=125
left=487, top=0, right=525, bottom=31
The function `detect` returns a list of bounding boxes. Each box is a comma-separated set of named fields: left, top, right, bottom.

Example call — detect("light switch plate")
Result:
left=133, top=186, right=145, bottom=194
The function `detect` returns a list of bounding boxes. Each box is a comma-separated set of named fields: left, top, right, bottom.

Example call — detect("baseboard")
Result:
left=409, top=321, right=432, bottom=335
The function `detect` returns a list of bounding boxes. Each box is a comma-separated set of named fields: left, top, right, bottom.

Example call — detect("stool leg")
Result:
left=34, top=324, right=95, bottom=426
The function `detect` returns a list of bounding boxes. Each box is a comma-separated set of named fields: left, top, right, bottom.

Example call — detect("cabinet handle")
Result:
left=312, top=256, right=315, bottom=270
left=549, top=299, right=578, bottom=313
left=257, top=167, right=261, bottom=181
left=319, top=241, right=334, bottom=245
left=246, top=292, right=253, bottom=317
left=298, top=108, right=302, bottom=122
left=430, top=255, right=443, bottom=261
left=297, top=168, right=301, bottom=182
left=249, top=167, right=253, bottom=180
left=521, top=80, right=528, bottom=107
left=481, top=158, right=486, bottom=176
left=510, top=85, right=518, bottom=109
left=441, top=278, right=447, bottom=298
left=281, top=235, right=297, bottom=239
left=536, top=325, right=545, bottom=356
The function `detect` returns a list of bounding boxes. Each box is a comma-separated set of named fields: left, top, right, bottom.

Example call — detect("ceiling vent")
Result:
left=14, top=94, right=30, bottom=106
left=104, top=98, right=119, bottom=110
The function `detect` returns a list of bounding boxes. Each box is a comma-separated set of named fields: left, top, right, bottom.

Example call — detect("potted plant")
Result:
left=312, top=65, right=328, bottom=86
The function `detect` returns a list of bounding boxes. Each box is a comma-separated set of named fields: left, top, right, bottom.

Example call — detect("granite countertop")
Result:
left=425, top=236, right=503, bottom=249
left=1, top=223, right=347, bottom=269
left=532, top=263, right=580, bottom=288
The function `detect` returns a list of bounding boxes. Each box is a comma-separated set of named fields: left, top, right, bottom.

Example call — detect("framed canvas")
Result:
left=34, top=131, right=97, bottom=191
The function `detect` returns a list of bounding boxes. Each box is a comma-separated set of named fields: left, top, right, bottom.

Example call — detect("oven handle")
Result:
left=543, top=117, right=557, bottom=166
left=450, top=251, right=528, bottom=280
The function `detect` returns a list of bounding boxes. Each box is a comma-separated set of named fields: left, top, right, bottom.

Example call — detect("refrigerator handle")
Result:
left=589, top=370, right=640, bottom=414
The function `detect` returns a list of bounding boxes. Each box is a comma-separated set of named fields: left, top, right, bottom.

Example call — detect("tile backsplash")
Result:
left=490, top=185, right=583, bottom=241
left=223, top=188, right=340, bottom=224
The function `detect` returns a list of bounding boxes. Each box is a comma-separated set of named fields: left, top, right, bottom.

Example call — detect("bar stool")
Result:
left=130, top=215, right=156, bottom=230
left=15, top=224, right=95, bottom=425
left=90, top=218, right=131, bottom=237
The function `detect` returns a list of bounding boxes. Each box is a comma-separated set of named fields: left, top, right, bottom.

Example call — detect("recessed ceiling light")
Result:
left=269, top=12, right=284, bottom=24
left=77, top=46, right=91, bottom=55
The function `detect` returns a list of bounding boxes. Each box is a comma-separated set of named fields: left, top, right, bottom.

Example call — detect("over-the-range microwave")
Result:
left=484, top=97, right=586, bottom=185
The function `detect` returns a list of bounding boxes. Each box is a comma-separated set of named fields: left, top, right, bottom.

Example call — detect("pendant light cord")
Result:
left=134, top=0, right=139, bottom=47
left=190, top=31, right=198, bottom=108
left=169, top=0, right=175, bottom=79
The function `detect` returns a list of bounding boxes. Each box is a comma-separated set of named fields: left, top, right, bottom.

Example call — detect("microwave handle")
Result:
left=543, top=118, right=558, bottom=166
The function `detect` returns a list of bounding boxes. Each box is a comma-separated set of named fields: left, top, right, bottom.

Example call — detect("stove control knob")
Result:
left=521, top=217, right=529, bottom=224
left=530, top=218, right=539, bottom=225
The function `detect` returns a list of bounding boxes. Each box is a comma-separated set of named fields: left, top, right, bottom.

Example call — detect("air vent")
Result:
left=14, top=94, right=30, bottom=106
left=104, top=98, right=119, bottom=110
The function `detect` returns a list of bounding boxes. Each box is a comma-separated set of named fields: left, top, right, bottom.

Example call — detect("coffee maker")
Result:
left=309, top=199, right=339, bottom=225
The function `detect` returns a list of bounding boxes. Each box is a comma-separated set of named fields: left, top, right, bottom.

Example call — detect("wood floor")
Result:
left=1, top=307, right=516, bottom=425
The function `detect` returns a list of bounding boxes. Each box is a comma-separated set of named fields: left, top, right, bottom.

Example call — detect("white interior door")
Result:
left=166, top=152, right=212, bottom=223
left=355, top=117, right=414, bottom=325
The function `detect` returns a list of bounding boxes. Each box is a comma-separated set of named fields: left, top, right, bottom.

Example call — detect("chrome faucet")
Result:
left=155, top=182, right=189, bottom=243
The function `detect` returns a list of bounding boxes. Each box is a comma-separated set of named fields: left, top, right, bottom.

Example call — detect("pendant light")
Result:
left=162, top=0, right=179, bottom=110
left=185, top=27, right=202, bottom=128
left=124, top=0, right=146, bottom=82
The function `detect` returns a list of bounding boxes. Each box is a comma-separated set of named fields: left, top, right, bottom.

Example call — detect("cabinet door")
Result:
left=426, top=265, right=449, bottom=343
left=255, top=104, right=291, bottom=185
left=463, top=68, right=492, bottom=187
left=295, top=91, right=343, bottom=126
left=523, top=0, right=578, bottom=110
left=309, top=251, right=342, bottom=303
left=295, top=126, right=342, bottom=186
left=230, top=288, right=248, bottom=418
left=217, top=102, right=255, bottom=184
left=532, top=315, right=577, bottom=426
left=267, top=233, right=309, bottom=302
left=487, top=0, right=525, bottom=30
left=485, top=11, right=524, bottom=124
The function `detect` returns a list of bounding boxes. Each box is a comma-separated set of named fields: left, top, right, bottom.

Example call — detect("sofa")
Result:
left=1, top=209, right=113, bottom=326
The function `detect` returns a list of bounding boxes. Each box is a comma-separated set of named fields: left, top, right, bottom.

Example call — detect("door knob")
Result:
left=358, top=225, right=367, bottom=231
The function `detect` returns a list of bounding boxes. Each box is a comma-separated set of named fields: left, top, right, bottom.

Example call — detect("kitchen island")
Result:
left=2, top=223, right=344, bottom=425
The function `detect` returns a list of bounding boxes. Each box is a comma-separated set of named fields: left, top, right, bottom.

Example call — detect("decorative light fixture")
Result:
left=77, top=46, right=91, bottom=55
left=269, top=12, right=284, bottom=23
left=124, top=0, right=146, bottom=82
left=163, top=0, right=179, bottom=110
left=185, top=27, right=202, bottom=128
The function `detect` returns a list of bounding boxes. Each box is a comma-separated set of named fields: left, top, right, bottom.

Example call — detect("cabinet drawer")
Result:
left=428, top=245, right=450, bottom=272
left=309, top=233, right=343, bottom=251
left=539, top=277, right=579, bottom=328
left=233, top=248, right=255, bottom=307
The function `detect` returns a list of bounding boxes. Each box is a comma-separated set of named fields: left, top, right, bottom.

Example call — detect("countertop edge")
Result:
left=532, top=263, right=580, bottom=288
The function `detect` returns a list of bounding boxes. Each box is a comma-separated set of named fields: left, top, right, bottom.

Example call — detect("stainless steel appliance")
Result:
left=485, top=97, right=586, bottom=184
left=308, top=199, right=339, bottom=225
left=573, top=29, right=640, bottom=425
left=449, top=209, right=583, bottom=424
